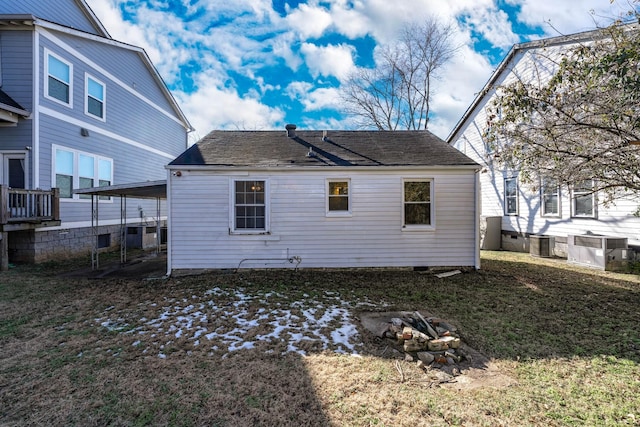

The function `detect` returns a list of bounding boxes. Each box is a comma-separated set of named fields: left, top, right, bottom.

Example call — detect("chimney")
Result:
left=285, top=123, right=297, bottom=138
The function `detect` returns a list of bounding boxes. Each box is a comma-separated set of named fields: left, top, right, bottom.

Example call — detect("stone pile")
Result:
left=379, top=311, right=466, bottom=370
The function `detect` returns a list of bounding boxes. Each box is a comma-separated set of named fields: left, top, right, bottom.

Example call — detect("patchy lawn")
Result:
left=1, top=251, right=639, bottom=426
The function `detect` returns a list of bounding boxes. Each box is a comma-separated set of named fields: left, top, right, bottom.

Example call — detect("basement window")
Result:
left=97, top=233, right=111, bottom=249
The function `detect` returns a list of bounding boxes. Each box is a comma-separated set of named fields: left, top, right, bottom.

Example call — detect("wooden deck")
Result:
left=1, top=186, right=61, bottom=270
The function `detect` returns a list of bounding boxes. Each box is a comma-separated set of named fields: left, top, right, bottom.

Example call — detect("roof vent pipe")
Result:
left=285, top=123, right=297, bottom=138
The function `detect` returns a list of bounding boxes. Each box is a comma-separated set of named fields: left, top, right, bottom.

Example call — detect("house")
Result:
left=165, top=126, right=480, bottom=273
left=447, top=27, right=640, bottom=260
left=0, top=0, right=191, bottom=268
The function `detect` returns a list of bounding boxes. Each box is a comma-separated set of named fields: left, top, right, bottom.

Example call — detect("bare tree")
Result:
left=341, top=18, right=457, bottom=130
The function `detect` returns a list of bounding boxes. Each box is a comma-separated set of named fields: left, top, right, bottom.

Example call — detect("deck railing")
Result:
left=0, top=186, right=60, bottom=224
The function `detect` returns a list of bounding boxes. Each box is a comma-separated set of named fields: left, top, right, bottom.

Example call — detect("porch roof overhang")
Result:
left=73, top=180, right=166, bottom=199
left=73, top=180, right=167, bottom=271
left=0, top=88, right=31, bottom=125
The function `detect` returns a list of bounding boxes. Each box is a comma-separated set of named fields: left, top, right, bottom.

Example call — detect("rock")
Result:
left=439, top=336, right=461, bottom=349
left=403, top=338, right=425, bottom=352
left=416, top=351, right=435, bottom=364
left=402, top=326, right=413, bottom=340
left=427, top=339, right=450, bottom=351
left=376, top=323, right=391, bottom=338
left=411, top=329, right=431, bottom=342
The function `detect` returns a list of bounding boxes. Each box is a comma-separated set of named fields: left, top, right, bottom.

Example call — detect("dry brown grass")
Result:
left=1, top=251, right=639, bottom=426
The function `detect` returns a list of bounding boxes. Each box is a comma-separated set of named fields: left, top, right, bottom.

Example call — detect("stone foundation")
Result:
left=8, top=225, right=123, bottom=263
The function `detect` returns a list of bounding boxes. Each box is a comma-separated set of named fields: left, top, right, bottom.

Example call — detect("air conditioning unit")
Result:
left=567, top=235, right=628, bottom=271
left=529, top=235, right=552, bottom=257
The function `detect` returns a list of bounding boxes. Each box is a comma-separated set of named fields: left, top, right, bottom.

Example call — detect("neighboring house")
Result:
left=447, top=28, right=640, bottom=258
left=165, top=126, right=480, bottom=273
left=0, top=0, right=191, bottom=267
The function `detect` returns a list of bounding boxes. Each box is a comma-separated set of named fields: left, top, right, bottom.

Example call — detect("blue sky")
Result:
left=86, top=0, right=636, bottom=142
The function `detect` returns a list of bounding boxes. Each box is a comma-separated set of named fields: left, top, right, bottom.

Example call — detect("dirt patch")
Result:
left=59, top=251, right=168, bottom=279
left=358, top=311, right=517, bottom=390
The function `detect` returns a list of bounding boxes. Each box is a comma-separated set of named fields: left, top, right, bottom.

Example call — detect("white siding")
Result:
left=450, top=40, right=640, bottom=247
left=168, top=169, right=478, bottom=270
left=504, top=185, right=640, bottom=245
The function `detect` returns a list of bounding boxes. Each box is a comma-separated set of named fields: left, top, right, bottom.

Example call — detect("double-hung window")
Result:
left=85, top=74, right=105, bottom=120
left=233, top=180, right=267, bottom=232
left=55, top=149, right=74, bottom=198
left=98, top=159, right=112, bottom=200
left=572, top=180, right=596, bottom=218
left=403, top=179, right=433, bottom=228
left=54, top=147, right=113, bottom=200
left=541, top=178, right=560, bottom=217
left=46, top=50, right=72, bottom=106
left=327, top=179, right=350, bottom=215
left=78, top=154, right=95, bottom=199
left=504, top=177, right=518, bottom=215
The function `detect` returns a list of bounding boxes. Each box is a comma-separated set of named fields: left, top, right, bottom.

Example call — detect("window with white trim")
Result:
left=85, top=74, right=105, bottom=120
left=54, top=147, right=113, bottom=200
left=504, top=177, right=518, bottom=215
left=45, top=50, right=72, bottom=106
left=233, top=180, right=267, bottom=232
left=327, top=179, right=350, bottom=215
left=572, top=180, right=596, bottom=218
left=541, top=178, right=560, bottom=217
left=403, top=179, right=433, bottom=228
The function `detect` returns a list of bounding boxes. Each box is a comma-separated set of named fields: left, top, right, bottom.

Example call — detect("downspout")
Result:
left=475, top=169, right=481, bottom=270
left=165, top=168, right=172, bottom=278
left=33, top=29, right=40, bottom=188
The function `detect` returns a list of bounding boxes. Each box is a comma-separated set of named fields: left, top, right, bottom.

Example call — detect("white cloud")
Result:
left=272, top=34, right=304, bottom=71
left=286, top=4, right=333, bottom=38
left=286, top=81, right=314, bottom=99
left=460, top=7, right=519, bottom=48
left=300, top=43, right=356, bottom=80
left=510, top=0, right=632, bottom=35
left=175, top=84, right=285, bottom=142
left=303, top=88, right=342, bottom=112
left=429, top=44, right=494, bottom=139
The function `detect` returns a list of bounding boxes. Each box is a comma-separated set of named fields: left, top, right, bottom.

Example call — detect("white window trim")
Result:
left=52, top=145, right=113, bottom=202
left=402, top=178, right=435, bottom=231
left=44, top=49, right=73, bottom=108
left=84, top=73, right=106, bottom=121
left=326, top=178, right=352, bottom=217
left=504, top=176, right=518, bottom=216
left=571, top=180, right=597, bottom=218
left=540, top=179, right=561, bottom=217
left=229, top=178, right=270, bottom=235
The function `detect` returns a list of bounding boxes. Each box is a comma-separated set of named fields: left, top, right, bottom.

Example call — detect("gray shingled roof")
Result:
left=170, top=129, right=479, bottom=168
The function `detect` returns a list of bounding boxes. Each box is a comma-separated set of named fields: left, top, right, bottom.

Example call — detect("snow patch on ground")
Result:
left=95, top=287, right=372, bottom=358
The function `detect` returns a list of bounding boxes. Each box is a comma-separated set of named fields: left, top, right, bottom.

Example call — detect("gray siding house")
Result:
left=166, top=127, right=480, bottom=273
left=0, top=0, right=191, bottom=266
